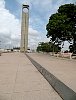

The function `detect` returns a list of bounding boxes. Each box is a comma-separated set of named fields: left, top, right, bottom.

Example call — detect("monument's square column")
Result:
left=20, top=4, right=29, bottom=52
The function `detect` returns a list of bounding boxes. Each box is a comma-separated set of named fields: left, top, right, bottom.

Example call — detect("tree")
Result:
left=46, top=4, right=76, bottom=53
left=69, top=45, right=74, bottom=53
left=37, top=42, right=61, bottom=52
left=13, top=47, right=20, bottom=50
left=37, top=42, right=51, bottom=52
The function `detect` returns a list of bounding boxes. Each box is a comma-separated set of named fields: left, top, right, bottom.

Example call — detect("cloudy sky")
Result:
left=0, top=0, right=76, bottom=49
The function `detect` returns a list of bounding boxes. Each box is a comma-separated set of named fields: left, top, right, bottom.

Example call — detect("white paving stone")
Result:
left=28, top=53, right=76, bottom=93
left=0, top=52, right=62, bottom=100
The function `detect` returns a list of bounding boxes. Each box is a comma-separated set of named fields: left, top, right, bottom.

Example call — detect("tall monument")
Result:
left=20, top=4, right=29, bottom=52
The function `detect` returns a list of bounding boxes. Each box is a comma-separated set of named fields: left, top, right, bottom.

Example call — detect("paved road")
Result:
left=27, top=53, right=76, bottom=93
left=0, top=52, right=62, bottom=100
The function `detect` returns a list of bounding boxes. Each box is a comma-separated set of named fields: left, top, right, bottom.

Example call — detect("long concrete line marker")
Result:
left=26, top=54, right=76, bottom=100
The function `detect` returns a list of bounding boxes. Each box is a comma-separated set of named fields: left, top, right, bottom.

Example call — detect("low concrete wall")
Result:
left=26, top=54, right=76, bottom=100
left=49, top=52, right=72, bottom=59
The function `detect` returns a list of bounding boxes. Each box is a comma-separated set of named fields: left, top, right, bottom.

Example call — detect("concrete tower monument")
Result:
left=20, top=4, right=29, bottom=52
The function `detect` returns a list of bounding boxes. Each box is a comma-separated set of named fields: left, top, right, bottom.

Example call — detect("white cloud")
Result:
left=0, top=0, right=5, bottom=8
left=28, top=29, right=50, bottom=49
left=61, top=41, right=70, bottom=51
left=1, top=0, right=74, bottom=49
left=17, top=0, right=75, bottom=49
left=0, top=0, right=49, bottom=49
left=29, top=27, right=39, bottom=36
left=0, top=0, right=21, bottom=48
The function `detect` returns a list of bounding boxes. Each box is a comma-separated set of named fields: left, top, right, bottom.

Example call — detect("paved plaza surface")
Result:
left=27, top=53, right=76, bottom=93
left=0, top=52, right=62, bottom=100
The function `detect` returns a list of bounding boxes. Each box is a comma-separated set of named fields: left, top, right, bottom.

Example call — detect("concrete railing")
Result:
left=49, top=52, right=72, bottom=59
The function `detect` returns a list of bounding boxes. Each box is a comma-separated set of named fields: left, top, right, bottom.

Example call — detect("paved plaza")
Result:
left=0, top=52, right=62, bottom=100
left=28, top=53, right=76, bottom=93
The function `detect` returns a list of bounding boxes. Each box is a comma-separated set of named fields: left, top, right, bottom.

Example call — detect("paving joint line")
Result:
left=26, top=53, right=76, bottom=100
left=11, top=64, right=19, bottom=100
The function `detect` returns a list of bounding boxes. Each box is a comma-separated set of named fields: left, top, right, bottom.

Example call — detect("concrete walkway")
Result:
left=0, top=52, right=62, bottom=100
left=27, top=53, right=76, bottom=93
